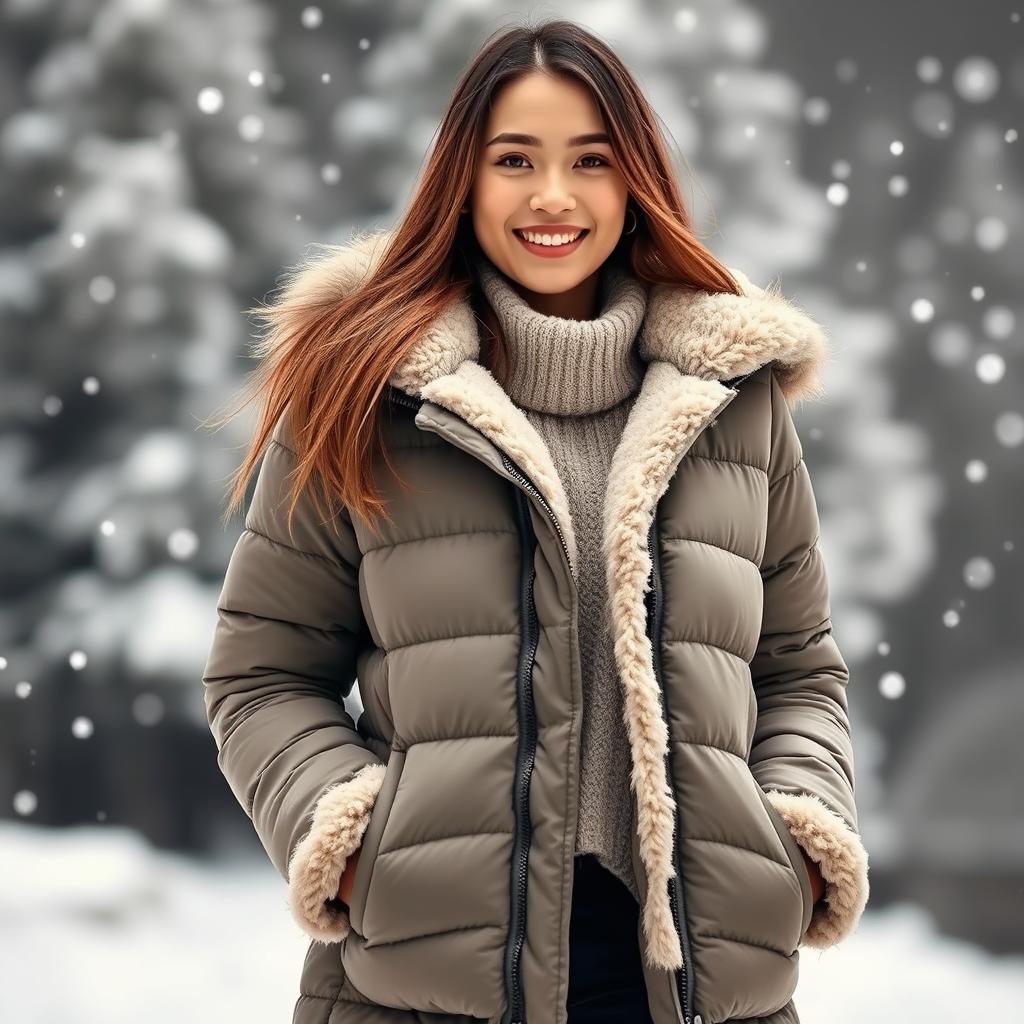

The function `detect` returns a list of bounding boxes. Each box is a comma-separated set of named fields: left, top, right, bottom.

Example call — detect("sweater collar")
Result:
left=474, top=253, right=647, bottom=416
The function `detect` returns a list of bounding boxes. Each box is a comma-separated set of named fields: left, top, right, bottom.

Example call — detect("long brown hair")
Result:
left=205, top=18, right=740, bottom=540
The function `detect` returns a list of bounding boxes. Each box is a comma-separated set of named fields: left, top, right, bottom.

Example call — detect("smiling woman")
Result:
left=203, top=16, right=867, bottom=1024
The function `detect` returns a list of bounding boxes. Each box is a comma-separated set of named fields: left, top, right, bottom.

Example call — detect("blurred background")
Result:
left=2, top=0, right=1022, bottom=1020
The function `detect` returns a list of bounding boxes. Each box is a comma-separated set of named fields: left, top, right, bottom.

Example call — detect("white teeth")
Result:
left=517, top=230, right=583, bottom=246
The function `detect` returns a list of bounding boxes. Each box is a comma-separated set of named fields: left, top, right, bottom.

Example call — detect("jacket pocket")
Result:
left=753, top=783, right=814, bottom=944
left=345, top=746, right=406, bottom=938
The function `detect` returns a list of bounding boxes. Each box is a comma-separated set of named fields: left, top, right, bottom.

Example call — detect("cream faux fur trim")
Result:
left=249, top=230, right=396, bottom=364
left=421, top=359, right=579, bottom=570
left=603, top=363, right=741, bottom=970
left=639, top=265, right=831, bottom=410
left=764, top=789, right=870, bottom=949
left=287, top=761, right=388, bottom=944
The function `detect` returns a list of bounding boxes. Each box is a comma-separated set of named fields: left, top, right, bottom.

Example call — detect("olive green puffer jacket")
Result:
left=203, top=230, right=869, bottom=1024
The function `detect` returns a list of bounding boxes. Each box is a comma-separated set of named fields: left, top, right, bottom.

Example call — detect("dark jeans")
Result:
left=567, top=853, right=654, bottom=1023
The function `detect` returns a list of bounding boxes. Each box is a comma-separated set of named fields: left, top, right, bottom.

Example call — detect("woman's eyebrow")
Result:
left=484, top=131, right=611, bottom=148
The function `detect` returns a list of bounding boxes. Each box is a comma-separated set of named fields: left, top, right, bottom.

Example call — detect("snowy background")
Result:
left=2, top=0, right=1023, bottom=1020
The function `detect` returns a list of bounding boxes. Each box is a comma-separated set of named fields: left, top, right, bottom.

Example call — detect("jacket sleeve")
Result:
left=748, top=368, right=869, bottom=949
left=202, top=413, right=387, bottom=945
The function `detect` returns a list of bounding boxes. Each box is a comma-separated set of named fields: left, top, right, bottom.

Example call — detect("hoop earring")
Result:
left=624, top=207, right=639, bottom=235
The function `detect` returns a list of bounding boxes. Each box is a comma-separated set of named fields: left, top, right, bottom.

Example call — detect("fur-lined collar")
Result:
left=268, top=227, right=829, bottom=408
left=261, top=226, right=834, bottom=971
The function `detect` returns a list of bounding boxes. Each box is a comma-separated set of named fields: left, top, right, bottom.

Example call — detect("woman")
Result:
left=203, top=19, right=869, bottom=1024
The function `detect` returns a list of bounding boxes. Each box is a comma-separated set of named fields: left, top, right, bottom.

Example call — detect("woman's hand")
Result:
left=336, top=845, right=361, bottom=908
left=800, top=847, right=826, bottom=904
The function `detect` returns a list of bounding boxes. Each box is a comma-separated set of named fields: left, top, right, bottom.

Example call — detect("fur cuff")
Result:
left=287, top=761, right=388, bottom=943
left=764, top=789, right=869, bottom=949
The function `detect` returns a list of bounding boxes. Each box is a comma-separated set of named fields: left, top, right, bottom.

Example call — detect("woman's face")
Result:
left=468, top=71, right=630, bottom=318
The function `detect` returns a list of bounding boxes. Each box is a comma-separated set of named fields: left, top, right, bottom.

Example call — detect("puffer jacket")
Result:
left=202, top=229, right=869, bottom=1024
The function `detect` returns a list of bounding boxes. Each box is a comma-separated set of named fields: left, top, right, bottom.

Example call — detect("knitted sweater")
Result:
left=475, top=252, right=649, bottom=903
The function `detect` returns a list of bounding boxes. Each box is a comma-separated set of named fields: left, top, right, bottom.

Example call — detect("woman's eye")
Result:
left=495, top=154, right=609, bottom=169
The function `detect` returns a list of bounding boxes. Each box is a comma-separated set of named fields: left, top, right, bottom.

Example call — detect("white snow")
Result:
left=2, top=820, right=1022, bottom=1022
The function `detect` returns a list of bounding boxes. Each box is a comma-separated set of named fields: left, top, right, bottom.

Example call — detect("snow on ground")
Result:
left=2, top=821, right=1021, bottom=1022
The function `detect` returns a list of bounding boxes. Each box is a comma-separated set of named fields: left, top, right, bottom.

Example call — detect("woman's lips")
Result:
left=513, top=229, right=589, bottom=259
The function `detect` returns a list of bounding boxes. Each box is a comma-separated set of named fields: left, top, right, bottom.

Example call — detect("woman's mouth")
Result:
left=513, top=228, right=590, bottom=259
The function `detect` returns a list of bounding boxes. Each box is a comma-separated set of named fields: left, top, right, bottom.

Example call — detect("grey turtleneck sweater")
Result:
left=476, top=252, right=649, bottom=903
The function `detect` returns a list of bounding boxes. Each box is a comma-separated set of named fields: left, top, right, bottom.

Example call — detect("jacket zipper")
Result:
left=501, top=485, right=541, bottom=1024
left=647, top=515, right=701, bottom=1024
left=500, top=454, right=574, bottom=578
left=386, top=385, right=423, bottom=412
left=389, top=384, right=547, bottom=1024
left=498, top=456, right=583, bottom=1024
left=499, top=454, right=586, bottom=1024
